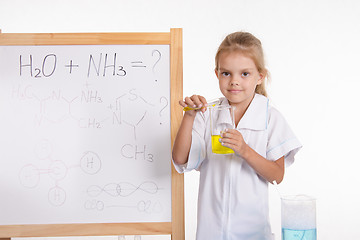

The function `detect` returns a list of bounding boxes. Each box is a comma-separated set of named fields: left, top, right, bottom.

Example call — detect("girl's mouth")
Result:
left=228, top=89, right=242, bottom=93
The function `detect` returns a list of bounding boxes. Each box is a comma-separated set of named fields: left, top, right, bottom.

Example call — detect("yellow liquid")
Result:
left=211, top=135, right=234, bottom=154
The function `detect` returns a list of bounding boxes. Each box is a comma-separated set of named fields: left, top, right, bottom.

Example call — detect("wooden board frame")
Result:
left=0, top=28, right=184, bottom=240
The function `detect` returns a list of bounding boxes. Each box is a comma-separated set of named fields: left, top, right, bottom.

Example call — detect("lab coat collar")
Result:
left=237, top=93, right=269, bottom=130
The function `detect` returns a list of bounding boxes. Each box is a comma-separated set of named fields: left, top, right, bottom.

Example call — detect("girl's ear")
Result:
left=257, top=73, right=264, bottom=85
left=215, top=69, right=219, bottom=79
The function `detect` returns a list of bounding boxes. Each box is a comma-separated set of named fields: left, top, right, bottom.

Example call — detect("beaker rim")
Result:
left=281, top=194, right=316, bottom=201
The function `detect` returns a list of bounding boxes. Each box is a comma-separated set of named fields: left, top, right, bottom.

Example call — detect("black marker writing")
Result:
left=19, top=54, right=57, bottom=78
left=87, top=53, right=126, bottom=77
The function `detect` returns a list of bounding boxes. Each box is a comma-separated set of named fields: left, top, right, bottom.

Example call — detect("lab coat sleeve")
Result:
left=172, top=111, right=207, bottom=173
left=266, top=107, right=302, bottom=167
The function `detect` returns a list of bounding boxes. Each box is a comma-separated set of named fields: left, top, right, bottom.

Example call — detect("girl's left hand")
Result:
left=220, top=129, right=248, bottom=157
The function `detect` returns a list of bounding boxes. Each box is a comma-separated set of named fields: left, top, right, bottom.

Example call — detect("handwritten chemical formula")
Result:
left=0, top=44, right=172, bottom=225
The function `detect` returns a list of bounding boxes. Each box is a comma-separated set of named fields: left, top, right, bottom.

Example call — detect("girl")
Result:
left=172, top=32, right=302, bottom=239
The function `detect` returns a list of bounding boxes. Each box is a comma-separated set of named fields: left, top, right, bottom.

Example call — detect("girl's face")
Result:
left=215, top=51, right=263, bottom=108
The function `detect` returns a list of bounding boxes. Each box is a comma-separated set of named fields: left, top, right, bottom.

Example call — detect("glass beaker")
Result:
left=281, top=194, right=317, bottom=240
left=209, top=105, right=235, bottom=154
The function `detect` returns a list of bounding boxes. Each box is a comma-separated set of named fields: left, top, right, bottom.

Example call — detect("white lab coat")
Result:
left=173, top=94, right=302, bottom=240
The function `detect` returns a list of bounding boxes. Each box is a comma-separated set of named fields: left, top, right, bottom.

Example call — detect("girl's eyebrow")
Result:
left=219, top=67, right=255, bottom=72
left=241, top=68, right=255, bottom=72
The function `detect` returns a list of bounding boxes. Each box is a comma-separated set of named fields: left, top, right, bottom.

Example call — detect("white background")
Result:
left=1, top=0, right=360, bottom=239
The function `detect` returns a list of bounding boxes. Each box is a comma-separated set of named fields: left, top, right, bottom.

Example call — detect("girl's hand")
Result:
left=179, top=95, right=208, bottom=115
left=221, top=129, right=285, bottom=184
left=220, top=129, right=248, bottom=157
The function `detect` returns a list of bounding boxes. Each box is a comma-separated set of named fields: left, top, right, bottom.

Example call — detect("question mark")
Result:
left=159, top=96, right=168, bottom=125
left=152, top=50, right=161, bottom=72
left=152, top=50, right=161, bottom=82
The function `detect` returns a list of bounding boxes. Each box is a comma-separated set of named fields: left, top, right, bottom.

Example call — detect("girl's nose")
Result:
left=230, top=76, right=240, bottom=86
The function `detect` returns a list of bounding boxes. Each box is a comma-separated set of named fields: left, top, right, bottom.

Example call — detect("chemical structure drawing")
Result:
left=12, top=84, right=164, bottom=165
left=86, top=181, right=160, bottom=198
left=120, top=143, right=154, bottom=163
left=108, top=199, right=163, bottom=214
left=108, top=88, right=159, bottom=140
left=18, top=139, right=102, bottom=206
left=84, top=181, right=163, bottom=213
left=84, top=198, right=162, bottom=214
left=11, top=84, right=168, bottom=137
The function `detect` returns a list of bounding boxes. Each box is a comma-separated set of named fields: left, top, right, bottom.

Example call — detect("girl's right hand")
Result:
left=179, top=95, right=208, bottom=115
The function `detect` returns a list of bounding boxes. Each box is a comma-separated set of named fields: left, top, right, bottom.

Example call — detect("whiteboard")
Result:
left=0, top=44, right=172, bottom=225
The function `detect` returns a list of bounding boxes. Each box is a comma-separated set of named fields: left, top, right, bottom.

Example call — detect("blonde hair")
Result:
left=215, top=31, right=269, bottom=97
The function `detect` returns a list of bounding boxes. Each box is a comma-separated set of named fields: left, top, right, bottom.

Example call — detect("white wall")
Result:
left=1, top=0, right=360, bottom=239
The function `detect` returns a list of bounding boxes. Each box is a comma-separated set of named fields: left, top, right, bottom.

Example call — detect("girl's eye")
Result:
left=221, top=72, right=230, bottom=77
left=242, top=72, right=250, bottom=77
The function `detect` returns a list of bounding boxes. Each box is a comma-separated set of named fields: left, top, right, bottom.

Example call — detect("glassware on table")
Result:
left=281, top=194, right=317, bottom=240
